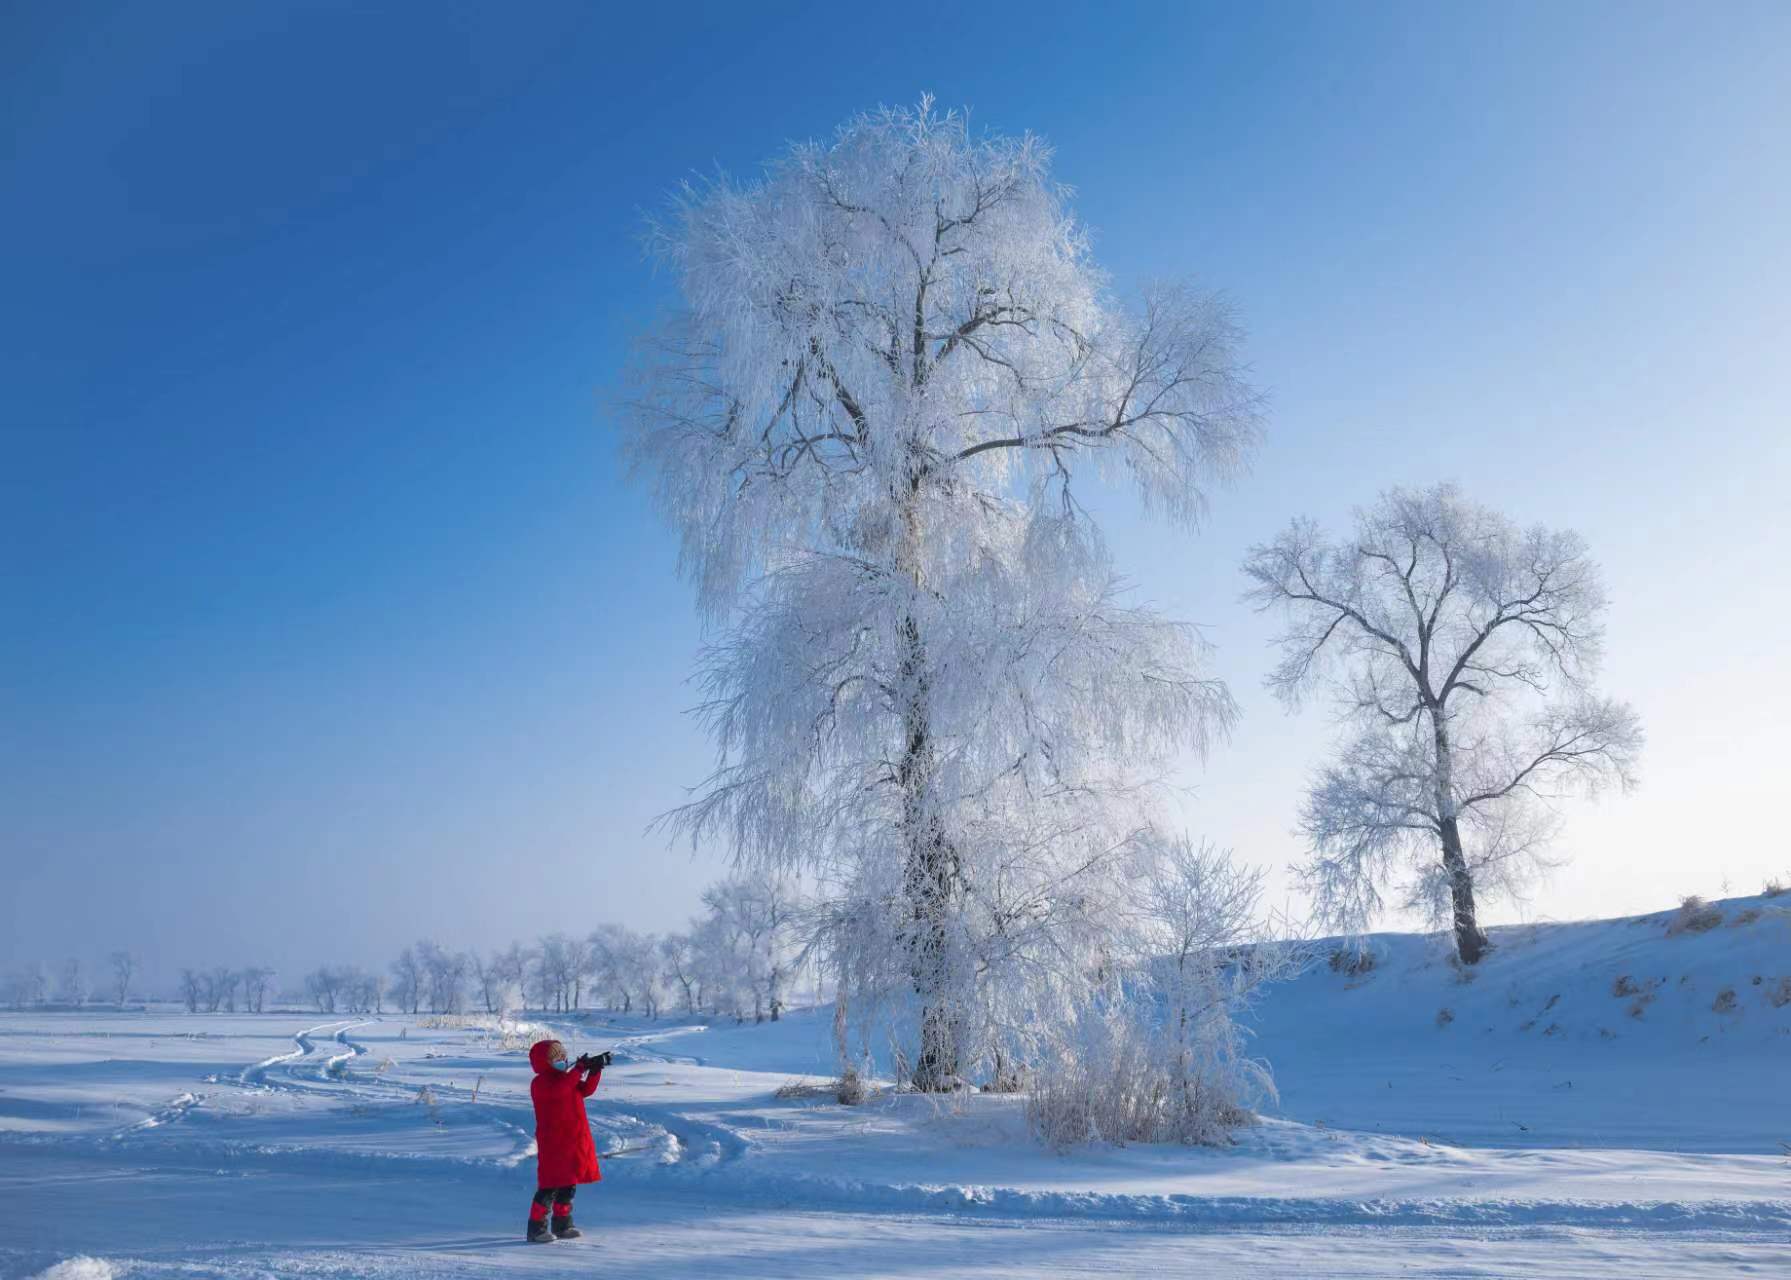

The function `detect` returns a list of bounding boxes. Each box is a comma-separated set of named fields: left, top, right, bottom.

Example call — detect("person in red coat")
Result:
left=526, top=1038, right=609, bottom=1243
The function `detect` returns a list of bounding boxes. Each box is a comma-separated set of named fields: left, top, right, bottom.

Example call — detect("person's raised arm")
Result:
left=577, top=1051, right=611, bottom=1096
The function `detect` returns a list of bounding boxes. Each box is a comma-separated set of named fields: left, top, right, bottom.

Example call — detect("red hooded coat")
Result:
left=528, top=1040, right=602, bottom=1187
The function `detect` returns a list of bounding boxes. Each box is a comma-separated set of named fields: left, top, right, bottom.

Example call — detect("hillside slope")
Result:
left=1249, top=891, right=1791, bottom=1152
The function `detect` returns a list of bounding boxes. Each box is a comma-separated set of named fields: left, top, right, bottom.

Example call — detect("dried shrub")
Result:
left=773, top=1078, right=837, bottom=1101
left=1666, top=896, right=1724, bottom=936
left=1712, top=988, right=1739, bottom=1014
left=1769, top=977, right=1791, bottom=1010
left=1730, top=908, right=1762, bottom=927
left=1328, top=946, right=1377, bottom=977
left=836, top=1069, right=870, bottom=1106
left=1435, top=1007, right=1454, bottom=1028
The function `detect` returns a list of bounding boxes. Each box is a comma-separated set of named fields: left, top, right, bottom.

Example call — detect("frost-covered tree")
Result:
left=492, top=943, right=527, bottom=1010
left=470, top=951, right=508, bottom=1014
left=5, top=964, right=49, bottom=1009
left=1243, top=484, right=1643, bottom=963
left=688, top=913, right=741, bottom=1019
left=534, top=934, right=576, bottom=1012
left=390, top=947, right=423, bottom=1015
left=108, top=950, right=137, bottom=1007
left=659, top=932, right=699, bottom=1015
left=178, top=968, right=202, bottom=1013
left=1134, top=838, right=1276, bottom=1135
left=701, top=876, right=799, bottom=1023
left=632, top=100, right=1257, bottom=1087
left=1028, top=837, right=1277, bottom=1149
left=56, top=958, right=86, bottom=1006
left=416, top=942, right=467, bottom=1014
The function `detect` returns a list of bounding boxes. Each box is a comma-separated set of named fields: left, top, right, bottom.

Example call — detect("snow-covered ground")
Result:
left=4, top=893, right=1788, bottom=1278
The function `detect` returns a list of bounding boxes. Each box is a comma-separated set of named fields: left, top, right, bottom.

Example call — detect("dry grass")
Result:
left=1769, top=977, right=1791, bottom=1010
left=1712, top=988, right=1739, bottom=1014
left=1328, top=946, right=1377, bottom=977
left=772, top=1078, right=839, bottom=1101
left=1435, top=1007, right=1454, bottom=1028
left=1666, top=895, right=1724, bottom=936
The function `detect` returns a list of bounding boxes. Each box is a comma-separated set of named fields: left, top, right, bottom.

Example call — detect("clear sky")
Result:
left=4, top=1, right=1787, bottom=992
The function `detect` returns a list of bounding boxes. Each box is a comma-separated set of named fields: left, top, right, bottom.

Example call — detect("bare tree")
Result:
left=208, top=966, right=241, bottom=1013
left=107, top=951, right=137, bottom=1007
left=632, top=101, right=1257, bottom=1088
left=1243, top=484, right=1643, bottom=962
left=178, top=968, right=203, bottom=1013
left=306, top=966, right=345, bottom=1014
left=241, top=966, right=274, bottom=1013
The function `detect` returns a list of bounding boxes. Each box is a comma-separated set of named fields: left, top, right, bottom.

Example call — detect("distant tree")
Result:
left=1244, top=484, right=1644, bottom=963
left=690, top=912, right=745, bottom=1020
left=659, top=932, right=699, bottom=1016
left=209, top=966, right=241, bottom=1013
left=341, top=967, right=383, bottom=1014
left=587, top=930, right=630, bottom=1009
left=241, top=967, right=274, bottom=1014
left=534, top=934, right=577, bottom=1013
left=415, top=941, right=467, bottom=1014
left=470, top=951, right=505, bottom=1014
left=702, top=877, right=800, bottom=1022
left=108, top=951, right=137, bottom=1007
left=613, top=929, right=662, bottom=1019
left=493, top=943, right=527, bottom=1011
left=178, top=968, right=203, bottom=1014
left=3, top=967, right=45, bottom=1009
left=305, top=966, right=344, bottom=1014
left=56, top=957, right=87, bottom=1006
left=390, top=947, right=423, bottom=1015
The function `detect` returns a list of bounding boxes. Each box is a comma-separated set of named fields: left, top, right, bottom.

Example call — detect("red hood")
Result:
left=528, top=1039, right=564, bottom=1075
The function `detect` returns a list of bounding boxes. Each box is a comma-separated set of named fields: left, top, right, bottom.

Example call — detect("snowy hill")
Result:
left=1250, top=891, right=1791, bottom=1152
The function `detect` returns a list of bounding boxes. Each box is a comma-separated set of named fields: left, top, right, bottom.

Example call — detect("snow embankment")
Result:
left=1250, top=891, right=1791, bottom=1152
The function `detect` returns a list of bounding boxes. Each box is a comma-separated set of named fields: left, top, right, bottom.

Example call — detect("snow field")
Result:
left=3, top=894, right=1788, bottom=1277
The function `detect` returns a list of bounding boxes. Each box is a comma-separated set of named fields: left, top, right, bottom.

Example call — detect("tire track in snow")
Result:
left=239, top=1021, right=351, bottom=1089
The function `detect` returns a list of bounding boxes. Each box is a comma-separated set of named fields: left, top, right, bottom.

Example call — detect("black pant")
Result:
left=532, top=1185, right=575, bottom=1211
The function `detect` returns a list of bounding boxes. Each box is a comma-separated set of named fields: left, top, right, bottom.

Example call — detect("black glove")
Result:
left=574, top=1053, right=596, bottom=1071
left=593, top=1051, right=613, bottom=1070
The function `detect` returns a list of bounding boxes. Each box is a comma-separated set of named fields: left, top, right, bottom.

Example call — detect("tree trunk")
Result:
left=1439, top=817, right=1488, bottom=965
left=895, top=471, right=961, bottom=1091
left=1431, top=712, right=1489, bottom=964
left=900, top=614, right=960, bottom=1089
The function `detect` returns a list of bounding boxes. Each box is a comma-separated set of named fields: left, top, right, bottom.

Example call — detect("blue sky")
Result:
left=4, top=1, right=1787, bottom=988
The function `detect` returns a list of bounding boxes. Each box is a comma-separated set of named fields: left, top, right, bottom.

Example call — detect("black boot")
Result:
left=527, top=1215, right=556, bottom=1244
left=552, top=1211, right=582, bottom=1240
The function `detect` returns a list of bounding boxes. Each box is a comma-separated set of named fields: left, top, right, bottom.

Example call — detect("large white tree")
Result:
left=630, top=101, right=1259, bottom=1087
left=1243, top=484, right=1643, bottom=963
